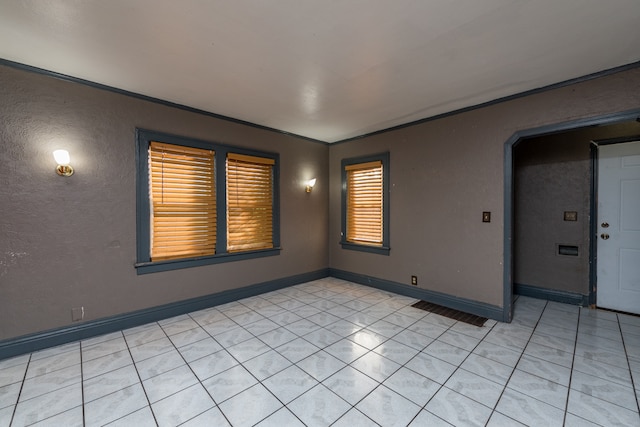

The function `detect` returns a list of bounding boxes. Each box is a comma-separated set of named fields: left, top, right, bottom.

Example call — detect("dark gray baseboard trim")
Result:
left=514, top=283, right=589, bottom=306
left=329, top=268, right=505, bottom=321
left=0, top=269, right=329, bottom=361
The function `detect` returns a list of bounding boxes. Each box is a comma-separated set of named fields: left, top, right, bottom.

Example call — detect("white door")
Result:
left=597, top=141, right=640, bottom=314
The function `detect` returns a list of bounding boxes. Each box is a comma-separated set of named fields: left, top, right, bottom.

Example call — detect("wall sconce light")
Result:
left=305, top=178, right=316, bottom=193
left=53, top=149, right=74, bottom=176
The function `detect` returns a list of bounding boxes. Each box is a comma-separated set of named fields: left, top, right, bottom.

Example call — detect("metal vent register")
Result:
left=411, top=301, right=487, bottom=327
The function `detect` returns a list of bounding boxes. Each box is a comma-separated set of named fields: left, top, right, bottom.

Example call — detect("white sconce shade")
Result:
left=306, top=178, right=316, bottom=193
left=53, top=149, right=74, bottom=176
left=53, top=150, right=71, bottom=165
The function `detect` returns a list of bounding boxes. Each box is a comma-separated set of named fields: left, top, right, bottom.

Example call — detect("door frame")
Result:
left=503, top=108, right=640, bottom=322
left=591, top=136, right=640, bottom=310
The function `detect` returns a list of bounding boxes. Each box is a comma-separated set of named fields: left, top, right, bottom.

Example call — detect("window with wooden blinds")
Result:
left=149, top=142, right=216, bottom=261
left=226, top=153, right=275, bottom=252
left=346, top=160, right=383, bottom=245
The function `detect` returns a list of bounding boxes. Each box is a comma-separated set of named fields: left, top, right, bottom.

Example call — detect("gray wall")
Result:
left=0, top=65, right=329, bottom=341
left=514, top=134, right=591, bottom=294
left=2, top=63, right=639, bottom=341
left=328, top=67, right=640, bottom=308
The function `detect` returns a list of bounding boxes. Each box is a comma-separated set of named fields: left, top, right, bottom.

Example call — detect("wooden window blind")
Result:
left=346, top=160, right=383, bottom=246
left=149, top=142, right=216, bottom=261
left=226, top=153, right=275, bottom=252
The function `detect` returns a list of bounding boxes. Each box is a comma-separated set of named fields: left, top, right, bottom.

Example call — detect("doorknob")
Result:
left=601, top=233, right=610, bottom=240
left=601, top=222, right=609, bottom=228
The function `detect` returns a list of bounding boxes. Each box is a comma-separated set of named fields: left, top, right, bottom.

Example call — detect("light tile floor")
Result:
left=1, top=277, right=639, bottom=426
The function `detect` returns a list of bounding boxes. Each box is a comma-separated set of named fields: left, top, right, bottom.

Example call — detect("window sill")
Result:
left=135, top=247, right=281, bottom=274
left=340, top=241, right=390, bottom=255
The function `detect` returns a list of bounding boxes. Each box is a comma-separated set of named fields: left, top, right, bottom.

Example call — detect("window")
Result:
left=149, top=142, right=216, bottom=261
left=341, top=152, right=390, bottom=255
left=136, top=130, right=279, bottom=273
left=226, top=153, right=274, bottom=252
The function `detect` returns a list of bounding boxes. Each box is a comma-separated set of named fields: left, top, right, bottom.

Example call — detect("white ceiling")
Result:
left=1, top=1, right=639, bottom=143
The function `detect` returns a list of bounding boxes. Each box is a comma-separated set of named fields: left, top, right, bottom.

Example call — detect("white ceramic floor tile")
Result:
left=0, top=382, right=21, bottom=410
left=472, top=340, right=522, bottom=367
left=128, top=337, right=174, bottom=363
left=218, top=383, right=283, bottom=426
left=25, top=350, right=81, bottom=379
left=124, top=324, right=167, bottom=347
left=373, top=339, right=420, bottom=365
left=202, top=364, right=258, bottom=403
left=485, top=411, right=526, bottom=427
left=226, top=336, right=270, bottom=363
left=506, top=369, right=568, bottom=410
left=423, top=339, right=470, bottom=366
left=495, top=388, right=565, bottom=427
left=180, top=406, right=232, bottom=427
left=425, top=387, right=492, bottom=427
left=383, top=366, right=440, bottom=407
left=13, top=382, right=82, bottom=426
left=567, top=388, right=640, bottom=426
left=84, top=383, right=148, bottom=427
left=8, top=280, right=640, bottom=427
left=390, top=329, right=434, bottom=351
left=263, top=365, right=318, bottom=404
left=523, top=342, right=573, bottom=368
left=405, top=352, right=457, bottom=384
left=356, top=385, right=421, bottom=427
left=105, top=406, right=157, bottom=427
left=275, top=337, right=320, bottom=363
left=348, top=329, right=388, bottom=350
left=301, top=327, right=343, bottom=348
left=142, top=364, right=199, bottom=403
left=168, top=326, right=209, bottom=348
left=254, top=407, right=305, bottom=427
left=570, top=369, right=638, bottom=411
left=0, top=354, right=29, bottom=371
left=135, top=348, right=185, bottom=381
left=31, top=343, right=79, bottom=361
left=29, top=405, right=83, bottom=427
left=82, top=337, right=128, bottom=362
left=151, top=383, right=215, bottom=427
left=178, top=337, right=223, bottom=363
left=288, top=384, right=351, bottom=427
left=189, top=349, right=239, bottom=382
left=516, top=354, right=571, bottom=386
left=445, top=368, right=504, bottom=408
left=83, top=363, right=139, bottom=403
left=323, top=365, right=379, bottom=405
left=351, top=350, right=401, bottom=382
left=241, top=349, right=292, bottom=381
left=409, top=410, right=454, bottom=426
left=82, top=349, right=133, bottom=380
left=257, top=327, right=298, bottom=348
left=296, top=350, right=346, bottom=381
left=0, top=405, right=12, bottom=427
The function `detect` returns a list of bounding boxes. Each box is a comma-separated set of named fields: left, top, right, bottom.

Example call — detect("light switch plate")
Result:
left=482, top=212, right=491, bottom=223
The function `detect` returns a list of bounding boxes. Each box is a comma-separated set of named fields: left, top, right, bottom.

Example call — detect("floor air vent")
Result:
left=411, top=301, right=487, bottom=327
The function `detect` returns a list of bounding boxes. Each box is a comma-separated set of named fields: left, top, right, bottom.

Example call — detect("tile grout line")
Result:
left=616, top=313, right=640, bottom=415
left=483, top=299, right=548, bottom=426
left=122, top=329, right=159, bottom=427
left=8, top=353, right=31, bottom=427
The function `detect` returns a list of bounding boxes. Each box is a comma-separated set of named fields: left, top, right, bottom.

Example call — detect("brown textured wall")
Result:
left=329, top=68, right=640, bottom=308
left=515, top=122, right=640, bottom=295
left=0, top=65, right=329, bottom=340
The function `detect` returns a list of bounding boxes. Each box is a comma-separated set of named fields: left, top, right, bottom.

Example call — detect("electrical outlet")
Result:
left=71, top=307, right=84, bottom=322
left=411, top=276, right=418, bottom=286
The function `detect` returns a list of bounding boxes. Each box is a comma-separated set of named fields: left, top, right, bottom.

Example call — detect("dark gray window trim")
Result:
left=340, top=152, right=390, bottom=255
left=135, top=129, right=280, bottom=274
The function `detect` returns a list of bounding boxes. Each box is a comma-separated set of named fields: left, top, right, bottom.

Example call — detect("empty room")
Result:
left=1, top=1, right=639, bottom=426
